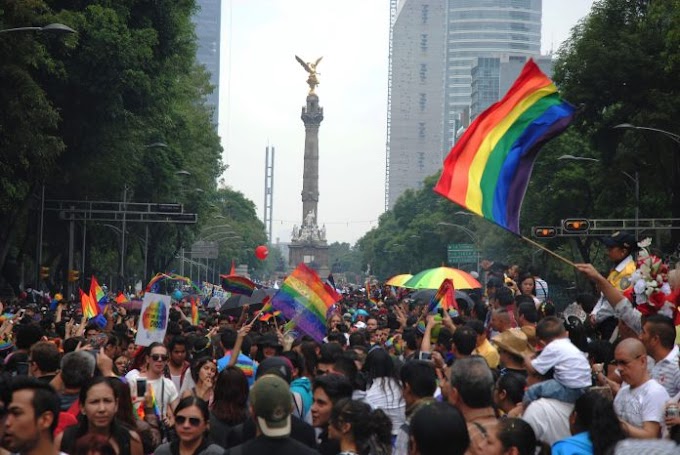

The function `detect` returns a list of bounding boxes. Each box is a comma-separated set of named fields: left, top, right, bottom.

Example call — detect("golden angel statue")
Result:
left=295, top=55, right=323, bottom=94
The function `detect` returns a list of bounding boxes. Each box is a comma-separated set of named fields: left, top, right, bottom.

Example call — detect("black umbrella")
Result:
left=410, top=289, right=474, bottom=312
left=219, top=288, right=277, bottom=315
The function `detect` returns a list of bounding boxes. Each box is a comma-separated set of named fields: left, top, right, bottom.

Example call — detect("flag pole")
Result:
left=520, top=235, right=577, bottom=268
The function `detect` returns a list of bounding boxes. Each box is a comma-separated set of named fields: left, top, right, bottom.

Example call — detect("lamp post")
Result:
left=558, top=154, right=640, bottom=238
left=613, top=124, right=680, bottom=145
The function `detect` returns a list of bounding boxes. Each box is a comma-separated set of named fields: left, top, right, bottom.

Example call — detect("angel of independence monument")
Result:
left=288, top=55, right=330, bottom=276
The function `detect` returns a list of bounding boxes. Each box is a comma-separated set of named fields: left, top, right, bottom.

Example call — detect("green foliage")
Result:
left=328, top=242, right=363, bottom=277
left=0, top=0, right=238, bottom=291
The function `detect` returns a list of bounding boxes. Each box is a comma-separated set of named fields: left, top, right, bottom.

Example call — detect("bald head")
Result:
left=616, top=338, right=646, bottom=358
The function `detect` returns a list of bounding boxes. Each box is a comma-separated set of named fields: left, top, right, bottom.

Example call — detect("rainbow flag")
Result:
left=427, top=278, right=458, bottom=314
left=90, top=276, right=108, bottom=306
left=115, top=293, right=129, bottom=304
left=191, top=297, right=199, bottom=325
left=148, top=383, right=161, bottom=418
left=272, top=263, right=341, bottom=342
left=260, top=296, right=273, bottom=314
left=259, top=311, right=281, bottom=322
left=79, top=288, right=98, bottom=319
left=434, top=59, right=575, bottom=234
left=220, top=274, right=256, bottom=296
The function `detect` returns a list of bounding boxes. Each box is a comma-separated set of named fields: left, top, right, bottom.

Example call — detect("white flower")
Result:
left=659, top=303, right=674, bottom=318
left=661, top=283, right=672, bottom=295
left=634, top=279, right=647, bottom=295
left=638, top=237, right=652, bottom=249
left=631, top=270, right=643, bottom=283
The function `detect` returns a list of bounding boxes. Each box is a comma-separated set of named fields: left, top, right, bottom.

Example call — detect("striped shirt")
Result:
left=650, top=345, right=680, bottom=397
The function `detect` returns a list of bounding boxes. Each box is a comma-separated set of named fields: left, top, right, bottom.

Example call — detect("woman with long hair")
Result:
left=154, top=396, right=223, bottom=455
left=209, top=366, right=249, bottom=448
left=363, top=347, right=405, bottom=437
left=552, top=391, right=626, bottom=455
left=328, top=398, right=392, bottom=455
left=517, top=273, right=540, bottom=306
left=180, top=356, right=217, bottom=403
left=56, top=376, right=144, bottom=455
left=108, top=377, right=161, bottom=454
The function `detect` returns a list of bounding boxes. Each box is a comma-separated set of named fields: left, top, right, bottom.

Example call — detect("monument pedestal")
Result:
left=288, top=240, right=329, bottom=277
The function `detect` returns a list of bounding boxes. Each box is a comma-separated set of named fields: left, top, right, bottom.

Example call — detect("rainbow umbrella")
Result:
left=403, top=267, right=481, bottom=290
left=385, top=274, right=413, bottom=287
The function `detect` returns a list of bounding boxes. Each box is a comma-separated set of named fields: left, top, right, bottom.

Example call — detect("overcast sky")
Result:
left=217, top=0, right=595, bottom=246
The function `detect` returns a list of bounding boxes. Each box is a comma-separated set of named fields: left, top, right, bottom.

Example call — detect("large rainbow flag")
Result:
left=434, top=59, right=575, bottom=234
left=272, top=263, right=341, bottom=342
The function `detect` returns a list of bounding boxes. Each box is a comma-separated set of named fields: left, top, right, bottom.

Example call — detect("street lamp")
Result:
left=0, top=23, right=76, bottom=34
left=558, top=154, right=640, bottom=238
left=613, top=123, right=680, bottom=146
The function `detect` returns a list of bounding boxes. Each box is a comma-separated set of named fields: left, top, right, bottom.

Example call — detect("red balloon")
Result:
left=255, top=245, right=269, bottom=260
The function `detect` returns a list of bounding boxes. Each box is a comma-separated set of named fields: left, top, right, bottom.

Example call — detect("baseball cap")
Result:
left=250, top=375, right=292, bottom=438
left=256, top=356, right=293, bottom=383
left=601, top=231, right=637, bottom=250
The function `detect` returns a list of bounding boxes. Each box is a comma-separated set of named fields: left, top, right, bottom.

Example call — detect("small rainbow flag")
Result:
left=272, top=263, right=341, bottom=343
left=261, top=296, right=273, bottom=313
left=220, top=274, right=256, bottom=296
left=191, top=297, right=199, bottom=325
left=115, top=293, right=129, bottom=304
left=427, top=278, right=458, bottom=314
left=434, top=59, right=575, bottom=234
left=259, top=311, right=281, bottom=322
left=90, top=276, right=108, bottom=306
left=79, top=288, right=99, bottom=319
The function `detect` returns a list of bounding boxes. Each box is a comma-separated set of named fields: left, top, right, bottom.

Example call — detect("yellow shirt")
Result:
left=474, top=338, right=500, bottom=369
left=607, top=255, right=636, bottom=291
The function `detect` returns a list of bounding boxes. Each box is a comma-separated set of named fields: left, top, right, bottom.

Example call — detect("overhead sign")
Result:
left=447, top=243, right=478, bottom=263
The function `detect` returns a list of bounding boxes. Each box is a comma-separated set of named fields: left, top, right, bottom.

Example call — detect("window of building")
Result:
left=419, top=93, right=427, bottom=111
left=420, top=34, right=428, bottom=52
left=421, top=4, right=429, bottom=24
left=418, top=122, right=426, bottom=139
left=419, top=63, right=427, bottom=83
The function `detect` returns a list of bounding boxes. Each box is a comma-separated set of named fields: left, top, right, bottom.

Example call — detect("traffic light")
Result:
left=562, top=219, right=590, bottom=233
left=533, top=227, right=557, bottom=238
left=40, top=266, right=50, bottom=280
left=68, top=269, right=80, bottom=282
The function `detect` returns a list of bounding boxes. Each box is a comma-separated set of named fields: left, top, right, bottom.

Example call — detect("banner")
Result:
left=135, top=293, right=171, bottom=346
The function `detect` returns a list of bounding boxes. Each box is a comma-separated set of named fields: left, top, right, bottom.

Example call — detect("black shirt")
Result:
left=225, top=435, right=319, bottom=455
left=224, top=415, right=317, bottom=449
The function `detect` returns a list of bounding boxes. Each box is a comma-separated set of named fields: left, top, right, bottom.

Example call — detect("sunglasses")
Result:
left=150, top=354, right=169, bottom=362
left=175, top=415, right=203, bottom=427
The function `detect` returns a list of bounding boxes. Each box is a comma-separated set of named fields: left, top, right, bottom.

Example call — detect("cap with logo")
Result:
left=250, top=374, right=292, bottom=438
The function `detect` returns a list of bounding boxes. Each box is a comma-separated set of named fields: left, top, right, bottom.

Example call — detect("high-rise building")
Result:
left=192, top=0, right=221, bottom=127
left=471, top=55, right=553, bottom=119
left=386, top=0, right=447, bottom=209
left=386, top=0, right=542, bottom=209
left=443, top=0, right=542, bottom=150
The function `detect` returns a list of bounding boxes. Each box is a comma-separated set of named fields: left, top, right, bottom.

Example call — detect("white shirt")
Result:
left=531, top=338, right=592, bottom=388
left=522, top=398, right=573, bottom=446
left=125, top=370, right=179, bottom=418
left=365, top=377, right=405, bottom=435
left=614, top=379, right=669, bottom=428
left=650, top=345, right=680, bottom=397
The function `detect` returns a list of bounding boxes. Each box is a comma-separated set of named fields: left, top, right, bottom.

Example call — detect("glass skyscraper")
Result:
left=192, top=0, right=221, bottom=127
left=443, top=0, right=541, bottom=150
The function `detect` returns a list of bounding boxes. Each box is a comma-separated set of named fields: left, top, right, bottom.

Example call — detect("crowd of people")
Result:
left=0, top=231, right=680, bottom=454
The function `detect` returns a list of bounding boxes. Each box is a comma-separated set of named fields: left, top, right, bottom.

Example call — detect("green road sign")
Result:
left=447, top=243, right=478, bottom=263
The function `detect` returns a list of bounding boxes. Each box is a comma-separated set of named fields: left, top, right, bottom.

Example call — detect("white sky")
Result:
left=217, top=0, right=595, bottom=246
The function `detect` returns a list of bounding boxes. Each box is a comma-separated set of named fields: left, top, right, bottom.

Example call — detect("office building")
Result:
left=386, top=0, right=542, bottom=208
left=192, top=0, right=221, bottom=127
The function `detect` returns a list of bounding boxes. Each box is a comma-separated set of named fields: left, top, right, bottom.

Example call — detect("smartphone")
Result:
left=136, top=378, right=147, bottom=397
left=418, top=351, right=432, bottom=361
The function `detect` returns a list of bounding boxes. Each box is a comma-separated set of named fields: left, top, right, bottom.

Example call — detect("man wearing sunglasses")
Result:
left=612, top=338, right=669, bottom=439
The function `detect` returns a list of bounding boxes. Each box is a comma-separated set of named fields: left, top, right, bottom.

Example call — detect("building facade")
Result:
left=386, top=0, right=543, bottom=209
left=386, top=0, right=447, bottom=209
left=192, top=0, right=221, bottom=127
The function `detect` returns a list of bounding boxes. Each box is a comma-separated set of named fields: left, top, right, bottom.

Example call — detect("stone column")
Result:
left=301, top=94, right=324, bottom=224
